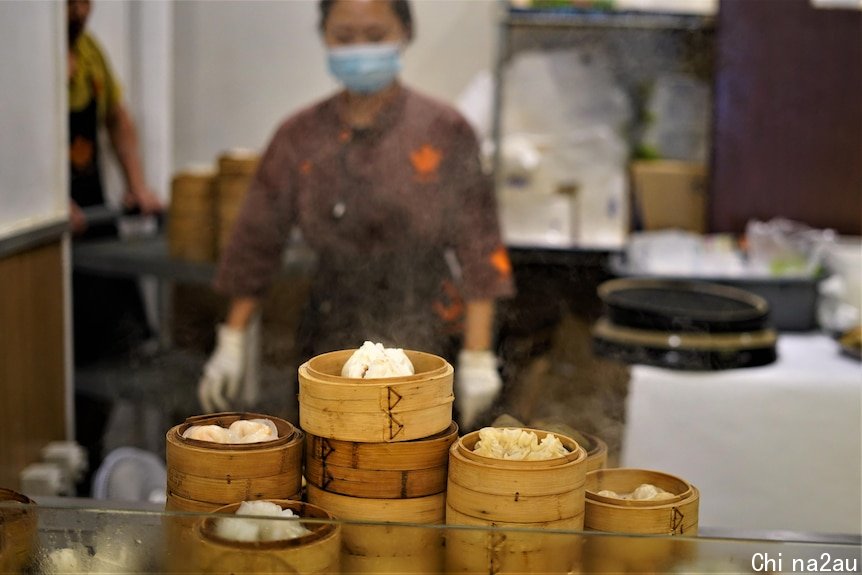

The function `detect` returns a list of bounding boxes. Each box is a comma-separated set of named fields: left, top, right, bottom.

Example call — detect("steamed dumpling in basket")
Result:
left=341, top=341, right=415, bottom=378
left=473, top=427, right=569, bottom=461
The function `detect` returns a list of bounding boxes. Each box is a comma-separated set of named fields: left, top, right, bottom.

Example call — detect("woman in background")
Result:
left=198, top=0, right=514, bottom=428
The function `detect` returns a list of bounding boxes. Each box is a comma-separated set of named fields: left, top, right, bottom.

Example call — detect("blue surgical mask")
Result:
left=327, top=42, right=402, bottom=95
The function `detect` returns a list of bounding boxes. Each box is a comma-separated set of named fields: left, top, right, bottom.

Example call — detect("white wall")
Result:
left=0, top=1, right=67, bottom=239
left=88, top=1, right=173, bottom=203
left=172, top=0, right=496, bottom=168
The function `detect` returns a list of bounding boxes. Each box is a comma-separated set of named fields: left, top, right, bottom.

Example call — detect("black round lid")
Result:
left=598, top=278, right=771, bottom=333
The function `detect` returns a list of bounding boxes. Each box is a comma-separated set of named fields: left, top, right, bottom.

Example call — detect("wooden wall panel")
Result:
left=710, top=0, right=862, bottom=234
left=0, top=241, right=66, bottom=490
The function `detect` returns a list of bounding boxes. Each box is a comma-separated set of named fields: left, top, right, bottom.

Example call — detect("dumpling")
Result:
left=216, top=500, right=312, bottom=542
left=472, top=427, right=569, bottom=460
left=595, top=483, right=675, bottom=501
left=182, top=425, right=232, bottom=443
left=630, top=483, right=675, bottom=501
left=341, top=341, right=415, bottom=378
left=183, top=419, right=279, bottom=444
left=228, top=420, right=277, bottom=443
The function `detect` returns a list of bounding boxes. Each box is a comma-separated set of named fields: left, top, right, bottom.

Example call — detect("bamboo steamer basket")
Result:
left=583, top=468, right=700, bottom=573
left=306, top=484, right=445, bottom=571
left=168, top=167, right=216, bottom=262
left=445, top=507, right=584, bottom=574
left=165, top=412, right=303, bottom=509
left=584, top=468, right=699, bottom=534
left=446, top=428, right=587, bottom=525
left=445, top=429, right=586, bottom=574
left=0, top=489, right=37, bottom=574
left=216, top=150, right=258, bottom=255
left=305, top=422, right=457, bottom=498
left=178, top=500, right=340, bottom=574
left=298, top=349, right=454, bottom=442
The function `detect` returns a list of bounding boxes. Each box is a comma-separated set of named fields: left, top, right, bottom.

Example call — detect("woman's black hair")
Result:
left=319, top=0, right=414, bottom=41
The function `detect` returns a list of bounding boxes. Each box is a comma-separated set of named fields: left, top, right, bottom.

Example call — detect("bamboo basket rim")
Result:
left=455, top=427, right=584, bottom=468
left=200, top=500, right=338, bottom=551
left=585, top=468, right=695, bottom=507
left=301, top=349, right=453, bottom=385
left=166, top=490, right=303, bottom=512
left=0, top=488, right=36, bottom=526
left=170, top=412, right=296, bottom=451
left=0, top=488, right=35, bottom=506
left=585, top=486, right=700, bottom=513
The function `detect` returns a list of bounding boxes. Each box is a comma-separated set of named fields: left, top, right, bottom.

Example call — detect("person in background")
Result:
left=197, top=0, right=515, bottom=429
left=68, top=0, right=162, bottom=235
left=67, top=0, right=162, bottom=493
left=67, top=0, right=161, bottom=363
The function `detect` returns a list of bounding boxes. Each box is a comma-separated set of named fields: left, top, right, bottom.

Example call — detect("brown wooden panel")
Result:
left=0, top=241, right=67, bottom=490
left=710, top=0, right=862, bottom=234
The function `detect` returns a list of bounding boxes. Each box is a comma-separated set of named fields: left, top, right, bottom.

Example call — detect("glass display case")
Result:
left=3, top=500, right=860, bottom=574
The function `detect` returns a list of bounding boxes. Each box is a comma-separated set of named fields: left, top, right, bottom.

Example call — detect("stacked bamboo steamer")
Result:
left=167, top=167, right=217, bottom=262
left=445, top=428, right=588, bottom=574
left=165, top=412, right=304, bottom=512
left=216, top=150, right=259, bottom=254
left=0, top=489, right=37, bottom=573
left=299, top=349, right=455, bottom=573
left=583, top=468, right=700, bottom=573
left=166, top=149, right=259, bottom=263
left=175, top=500, right=341, bottom=574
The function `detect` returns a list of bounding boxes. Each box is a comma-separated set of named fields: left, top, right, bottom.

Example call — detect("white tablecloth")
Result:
left=621, top=333, right=862, bottom=534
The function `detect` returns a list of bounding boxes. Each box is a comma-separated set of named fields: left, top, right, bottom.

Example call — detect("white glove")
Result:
left=455, top=349, right=502, bottom=430
left=197, top=315, right=261, bottom=413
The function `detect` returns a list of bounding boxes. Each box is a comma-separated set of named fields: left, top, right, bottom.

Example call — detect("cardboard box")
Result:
left=630, top=160, right=707, bottom=233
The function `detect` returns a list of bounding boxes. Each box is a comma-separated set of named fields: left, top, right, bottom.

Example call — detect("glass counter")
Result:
left=2, top=500, right=859, bottom=574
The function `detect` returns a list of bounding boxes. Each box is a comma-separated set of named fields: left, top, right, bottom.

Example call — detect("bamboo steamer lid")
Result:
left=168, top=166, right=216, bottom=262
left=0, top=489, right=37, bottom=574
left=298, top=349, right=454, bottom=442
left=188, top=500, right=340, bottom=575
left=446, top=428, right=587, bottom=525
left=165, top=412, right=303, bottom=508
left=445, top=507, right=583, bottom=574
left=305, top=422, right=457, bottom=498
